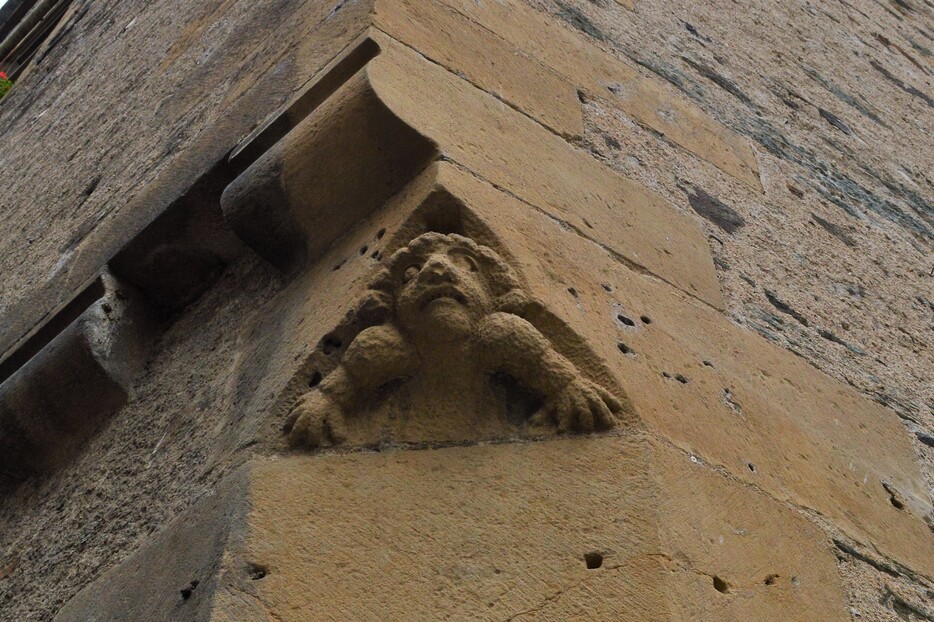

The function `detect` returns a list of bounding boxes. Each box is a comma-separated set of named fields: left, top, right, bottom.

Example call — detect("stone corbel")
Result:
left=0, top=273, right=157, bottom=481
left=221, top=33, right=438, bottom=272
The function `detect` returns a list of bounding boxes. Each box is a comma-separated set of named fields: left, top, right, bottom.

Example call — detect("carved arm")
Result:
left=475, top=312, right=623, bottom=432
left=288, top=324, right=417, bottom=447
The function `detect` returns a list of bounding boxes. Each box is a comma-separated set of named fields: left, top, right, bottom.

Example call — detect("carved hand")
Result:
left=531, top=377, right=623, bottom=433
left=287, top=390, right=348, bottom=448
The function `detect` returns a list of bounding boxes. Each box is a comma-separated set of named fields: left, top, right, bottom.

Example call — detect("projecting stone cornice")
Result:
left=223, top=30, right=726, bottom=310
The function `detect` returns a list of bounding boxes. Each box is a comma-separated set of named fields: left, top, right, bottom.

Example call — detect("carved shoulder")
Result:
left=476, top=312, right=551, bottom=359
left=341, top=324, right=418, bottom=383
left=475, top=312, right=565, bottom=386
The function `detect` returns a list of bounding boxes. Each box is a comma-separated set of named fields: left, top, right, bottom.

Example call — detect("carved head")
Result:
left=372, top=233, right=522, bottom=341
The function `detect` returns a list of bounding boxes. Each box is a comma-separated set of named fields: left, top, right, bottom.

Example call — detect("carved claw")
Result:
left=286, top=391, right=348, bottom=448
left=532, top=379, right=620, bottom=433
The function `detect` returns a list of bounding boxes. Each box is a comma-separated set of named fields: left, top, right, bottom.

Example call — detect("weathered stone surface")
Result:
left=369, top=36, right=726, bottom=309
left=232, top=147, right=932, bottom=580
left=0, top=251, right=289, bottom=620
left=227, top=33, right=724, bottom=308
left=0, top=0, right=376, bottom=364
left=651, top=440, right=848, bottom=621
left=54, top=468, right=251, bottom=622
left=0, top=0, right=931, bottom=620
left=222, top=65, right=436, bottom=271
left=0, top=273, right=156, bottom=480
left=437, top=0, right=760, bottom=189
left=355, top=161, right=932, bottom=580
left=223, top=437, right=845, bottom=621
left=374, top=0, right=584, bottom=138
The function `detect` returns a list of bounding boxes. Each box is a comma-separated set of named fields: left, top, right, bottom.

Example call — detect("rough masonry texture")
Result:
left=0, top=0, right=931, bottom=620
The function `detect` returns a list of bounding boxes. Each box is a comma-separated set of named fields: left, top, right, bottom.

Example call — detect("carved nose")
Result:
left=422, top=257, right=455, bottom=284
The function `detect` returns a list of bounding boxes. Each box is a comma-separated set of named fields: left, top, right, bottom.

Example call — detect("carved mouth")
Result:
left=420, top=286, right=467, bottom=309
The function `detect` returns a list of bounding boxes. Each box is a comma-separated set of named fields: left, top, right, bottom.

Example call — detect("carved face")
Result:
left=395, top=242, right=494, bottom=341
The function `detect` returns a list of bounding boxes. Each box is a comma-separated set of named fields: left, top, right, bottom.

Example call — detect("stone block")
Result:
left=373, top=0, right=584, bottom=138
left=54, top=468, right=251, bottom=622
left=222, top=62, right=438, bottom=271
left=437, top=0, right=760, bottom=189
left=216, top=437, right=845, bottom=620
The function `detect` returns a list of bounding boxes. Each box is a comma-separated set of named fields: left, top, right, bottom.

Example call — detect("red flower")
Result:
left=0, top=72, right=7, bottom=80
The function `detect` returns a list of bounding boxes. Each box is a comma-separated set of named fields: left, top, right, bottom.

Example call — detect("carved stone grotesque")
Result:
left=285, top=233, right=631, bottom=448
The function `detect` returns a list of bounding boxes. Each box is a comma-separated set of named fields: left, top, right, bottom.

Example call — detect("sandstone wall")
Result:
left=0, top=0, right=930, bottom=620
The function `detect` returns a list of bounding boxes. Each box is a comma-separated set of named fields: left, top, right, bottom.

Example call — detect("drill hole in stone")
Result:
left=308, top=371, right=322, bottom=388
left=376, top=228, right=387, bottom=239
left=322, top=336, right=343, bottom=355
left=713, top=576, right=729, bottom=593
left=883, top=483, right=906, bottom=510
left=567, top=287, right=579, bottom=298
left=248, top=563, right=268, bottom=581
left=618, top=342, right=633, bottom=355
left=617, top=314, right=635, bottom=327
left=601, top=283, right=613, bottom=293
left=359, top=245, right=368, bottom=255
left=584, top=551, right=604, bottom=569
left=747, top=462, right=756, bottom=473
left=675, top=374, right=690, bottom=384
left=640, top=315, right=652, bottom=325
left=180, top=579, right=200, bottom=600
left=764, top=574, right=778, bottom=586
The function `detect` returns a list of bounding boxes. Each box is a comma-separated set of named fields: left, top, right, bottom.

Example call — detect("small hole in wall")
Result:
left=883, top=483, right=906, bottom=511
left=584, top=552, right=604, bottom=569
left=360, top=245, right=368, bottom=255
left=640, top=315, right=652, bottom=324
left=617, top=314, right=635, bottom=327
left=332, top=260, right=345, bottom=272
left=308, top=371, right=322, bottom=388
left=180, top=580, right=200, bottom=600
left=371, top=250, right=382, bottom=261
left=618, top=342, right=633, bottom=355
left=376, top=228, right=387, bottom=239
left=567, top=287, right=578, bottom=298
left=601, top=283, right=613, bottom=293
left=747, top=463, right=756, bottom=473
left=662, top=371, right=672, bottom=379
left=712, top=576, right=730, bottom=594
left=703, top=360, right=715, bottom=368
left=764, top=574, right=778, bottom=586
left=322, top=335, right=343, bottom=355
left=675, top=374, right=689, bottom=384
left=248, top=563, right=268, bottom=581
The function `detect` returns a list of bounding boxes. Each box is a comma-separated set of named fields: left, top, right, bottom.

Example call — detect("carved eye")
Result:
left=402, top=264, right=421, bottom=283
left=448, top=249, right=479, bottom=272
